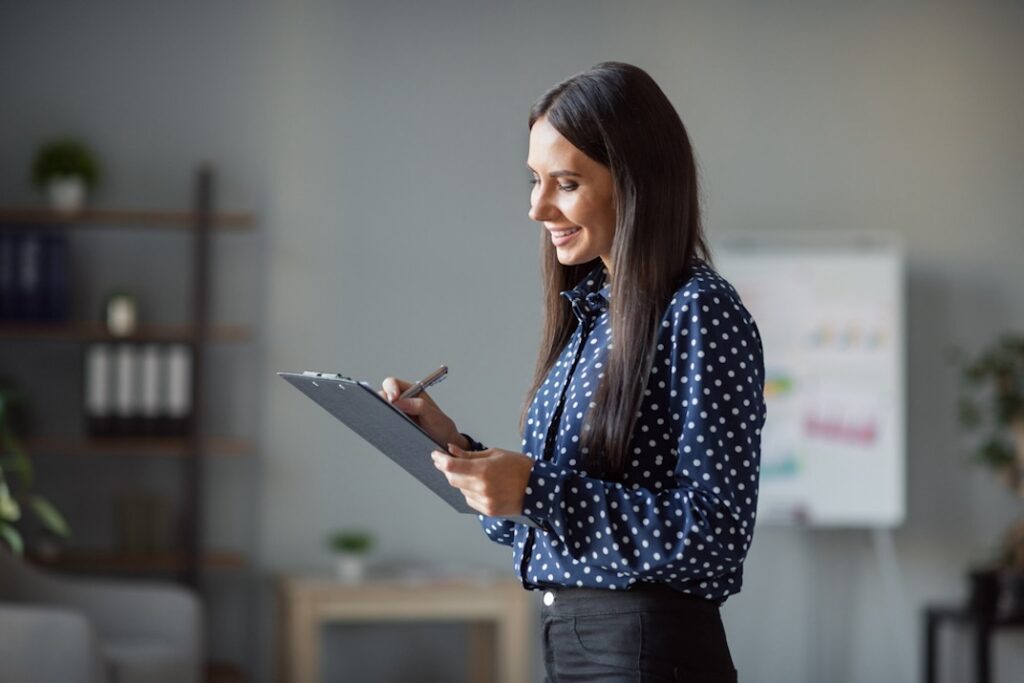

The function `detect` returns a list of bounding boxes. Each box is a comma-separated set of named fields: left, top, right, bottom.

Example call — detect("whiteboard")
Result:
left=713, top=233, right=906, bottom=528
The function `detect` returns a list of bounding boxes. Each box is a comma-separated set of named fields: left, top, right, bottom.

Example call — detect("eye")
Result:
left=558, top=182, right=579, bottom=192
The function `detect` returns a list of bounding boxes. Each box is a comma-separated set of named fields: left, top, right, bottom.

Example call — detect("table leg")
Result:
left=924, top=609, right=938, bottom=683
left=467, top=621, right=496, bottom=683
left=973, top=618, right=991, bottom=683
left=284, top=595, right=320, bottom=683
left=497, top=589, right=532, bottom=683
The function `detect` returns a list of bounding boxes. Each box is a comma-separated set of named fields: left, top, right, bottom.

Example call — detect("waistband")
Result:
left=540, top=582, right=722, bottom=617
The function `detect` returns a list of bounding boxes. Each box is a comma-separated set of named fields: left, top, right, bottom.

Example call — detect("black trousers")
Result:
left=541, top=584, right=738, bottom=683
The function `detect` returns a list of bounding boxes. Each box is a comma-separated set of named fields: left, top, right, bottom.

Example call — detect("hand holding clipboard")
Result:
left=279, top=368, right=539, bottom=526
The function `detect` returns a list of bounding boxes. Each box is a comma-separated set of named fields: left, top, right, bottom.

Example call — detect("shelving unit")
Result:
left=0, top=321, right=250, bottom=342
left=29, top=548, right=246, bottom=572
left=0, top=165, right=255, bottom=682
left=23, top=436, right=255, bottom=457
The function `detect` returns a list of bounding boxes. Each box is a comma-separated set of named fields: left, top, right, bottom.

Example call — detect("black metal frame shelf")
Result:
left=1, top=165, right=254, bottom=682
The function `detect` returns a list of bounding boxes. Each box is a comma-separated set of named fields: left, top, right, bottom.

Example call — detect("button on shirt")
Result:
left=478, top=261, right=766, bottom=603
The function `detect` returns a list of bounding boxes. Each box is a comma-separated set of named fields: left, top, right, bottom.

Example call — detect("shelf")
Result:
left=29, top=549, right=247, bottom=572
left=0, top=321, right=251, bottom=342
left=25, top=436, right=255, bottom=457
left=0, top=206, right=253, bottom=230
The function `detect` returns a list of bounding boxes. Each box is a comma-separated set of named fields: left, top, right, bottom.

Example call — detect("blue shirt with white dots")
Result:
left=476, top=261, right=766, bottom=603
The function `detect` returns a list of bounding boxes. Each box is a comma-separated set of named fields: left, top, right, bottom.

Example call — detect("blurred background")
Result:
left=1, top=1, right=1023, bottom=681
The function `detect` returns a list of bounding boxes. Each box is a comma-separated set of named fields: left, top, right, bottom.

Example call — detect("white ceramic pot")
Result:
left=46, top=176, right=86, bottom=213
left=333, top=553, right=367, bottom=584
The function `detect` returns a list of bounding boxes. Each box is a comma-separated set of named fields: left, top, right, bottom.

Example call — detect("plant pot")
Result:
left=968, top=568, right=1024, bottom=618
left=995, top=570, right=1024, bottom=618
left=968, top=568, right=1000, bottom=613
left=333, top=553, right=367, bottom=584
left=46, top=176, right=86, bottom=213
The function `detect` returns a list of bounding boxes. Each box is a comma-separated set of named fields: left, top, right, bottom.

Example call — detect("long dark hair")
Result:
left=520, top=61, right=711, bottom=478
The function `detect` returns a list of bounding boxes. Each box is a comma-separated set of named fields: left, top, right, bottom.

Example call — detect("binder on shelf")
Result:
left=113, top=343, right=140, bottom=435
left=85, top=342, right=196, bottom=438
left=0, top=230, right=70, bottom=323
left=42, top=232, right=70, bottom=322
left=84, top=343, right=114, bottom=436
left=0, top=232, right=16, bottom=319
left=16, top=231, right=43, bottom=321
left=163, top=344, right=192, bottom=436
left=139, top=344, right=161, bottom=436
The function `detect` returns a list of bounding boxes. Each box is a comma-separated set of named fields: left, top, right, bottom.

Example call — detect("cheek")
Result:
left=583, top=199, right=616, bottom=243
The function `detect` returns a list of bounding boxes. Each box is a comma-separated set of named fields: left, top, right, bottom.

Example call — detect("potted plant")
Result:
left=31, top=138, right=101, bottom=213
left=0, top=379, right=70, bottom=556
left=956, top=333, right=1024, bottom=615
left=326, top=529, right=374, bottom=584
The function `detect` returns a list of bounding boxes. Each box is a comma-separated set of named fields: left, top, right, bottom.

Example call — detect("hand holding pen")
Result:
left=398, top=364, right=447, bottom=399
left=379, top=365, right=470, bottom=451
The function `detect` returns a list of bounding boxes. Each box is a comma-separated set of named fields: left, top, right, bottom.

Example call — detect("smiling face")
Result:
left=528, top=116, right=617, bottom=274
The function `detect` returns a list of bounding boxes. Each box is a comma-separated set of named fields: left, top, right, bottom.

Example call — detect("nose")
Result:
left=528, top=186, right=558, bottom=223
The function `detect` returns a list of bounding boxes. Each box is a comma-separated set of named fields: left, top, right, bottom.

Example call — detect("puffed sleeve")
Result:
left=519, top=288, right=765, bottom=587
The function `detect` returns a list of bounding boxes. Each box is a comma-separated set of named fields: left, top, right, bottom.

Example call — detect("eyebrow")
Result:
left=527, top=166, right=582, bottom=178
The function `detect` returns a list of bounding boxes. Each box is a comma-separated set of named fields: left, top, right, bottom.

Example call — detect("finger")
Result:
left=432, top=461, right=482, bottom=494
left=431, top=452, right=485, bottom=490
left=381, top=376, right=413, bottom=401
left=392, top=397, right=427, bottom=415
left=432, top=450, right=482, bottom=475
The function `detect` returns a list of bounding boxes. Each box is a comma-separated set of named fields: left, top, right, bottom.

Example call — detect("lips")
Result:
left=549, top=226, right=582, bottom=247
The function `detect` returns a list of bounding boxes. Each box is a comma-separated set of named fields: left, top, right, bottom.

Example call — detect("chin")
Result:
left=556, top=252, right=596, bottom=267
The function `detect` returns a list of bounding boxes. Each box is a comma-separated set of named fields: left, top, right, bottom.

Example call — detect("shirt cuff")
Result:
left=521, top=460, right=573, bottom=524
left=460, top=432, right=486, bottom=451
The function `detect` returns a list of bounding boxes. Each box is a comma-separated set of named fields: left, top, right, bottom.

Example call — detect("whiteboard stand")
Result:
left=871, top=528, right=914, bottom=683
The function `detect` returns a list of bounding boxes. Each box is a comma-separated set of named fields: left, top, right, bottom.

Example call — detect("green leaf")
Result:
left=975, top=439, right=1015, bottom=468
left=959, top=398, right=982, bottom=428
left=0, top=483, right=21, bottom=522
left=31, top=496, right=70, bottom=537
left=0, top=430, right=33, bottom=486
left=0, top=522, right=23, bottom=555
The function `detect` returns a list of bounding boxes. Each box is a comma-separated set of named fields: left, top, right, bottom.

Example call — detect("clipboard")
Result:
left=278, top=370, right=539, bottom=528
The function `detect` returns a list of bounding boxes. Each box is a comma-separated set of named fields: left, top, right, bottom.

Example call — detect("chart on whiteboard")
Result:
left=715, top=238, right=905, bottom=527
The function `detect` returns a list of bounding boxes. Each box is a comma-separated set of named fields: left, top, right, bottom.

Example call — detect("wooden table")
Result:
left=277, top=576, right=533, bottom=683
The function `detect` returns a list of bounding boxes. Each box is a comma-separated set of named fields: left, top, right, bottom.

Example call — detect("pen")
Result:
left=398, top=364, right=448, bottom=400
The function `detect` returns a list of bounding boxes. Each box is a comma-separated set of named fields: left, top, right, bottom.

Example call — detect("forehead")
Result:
left=527, top=116, right=589, bottom=170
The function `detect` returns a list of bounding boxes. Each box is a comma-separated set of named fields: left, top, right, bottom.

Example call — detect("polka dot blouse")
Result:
left=473, top=261, right=766, bottom=603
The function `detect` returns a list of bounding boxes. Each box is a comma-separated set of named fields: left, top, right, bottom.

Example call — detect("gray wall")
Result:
left=4, top=1, right=1024, bottom=681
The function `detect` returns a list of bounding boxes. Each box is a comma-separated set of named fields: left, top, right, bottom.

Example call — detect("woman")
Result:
left=381, top=62, right=765, bottom=682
